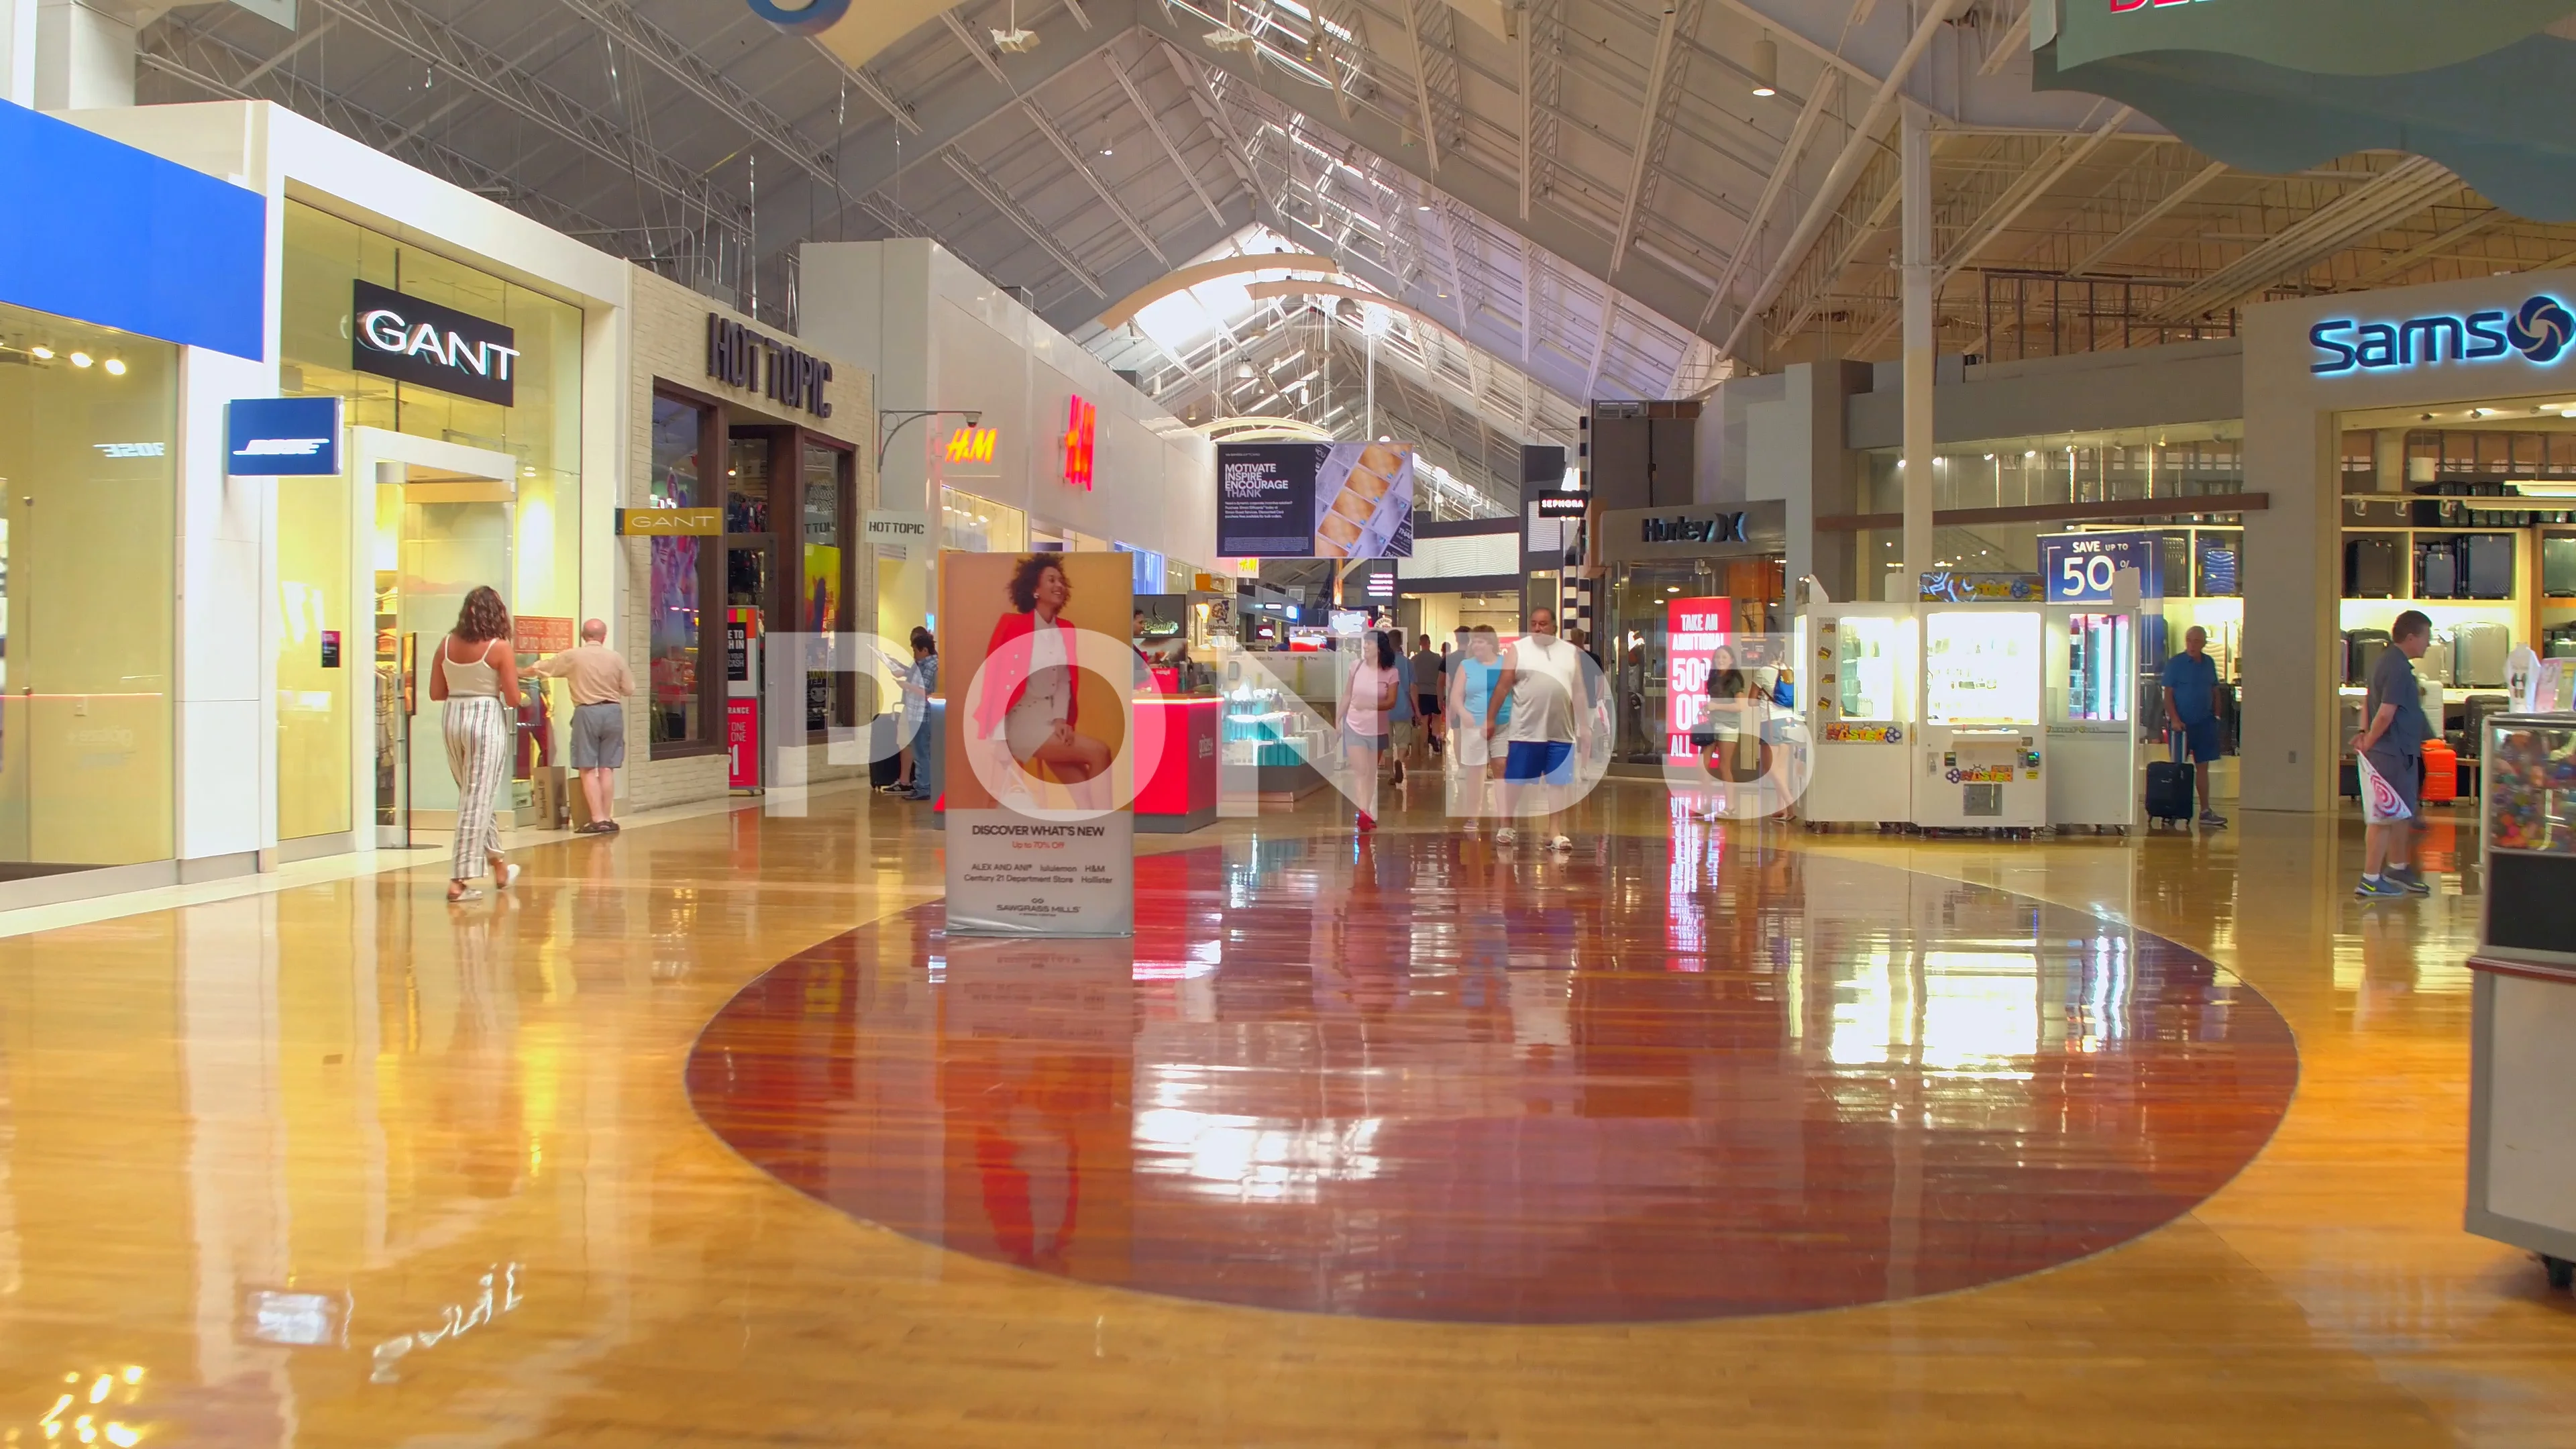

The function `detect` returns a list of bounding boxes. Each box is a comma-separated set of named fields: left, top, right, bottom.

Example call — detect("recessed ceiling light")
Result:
left=28, top=345, right=52, bottom=360
left=69, top=352, right=92, bottom=368
left=102, top=358, right=125, bottom=376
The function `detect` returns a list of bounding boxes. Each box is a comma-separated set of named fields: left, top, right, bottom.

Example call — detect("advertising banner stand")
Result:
left=943, top=551, right=1145, bottom=937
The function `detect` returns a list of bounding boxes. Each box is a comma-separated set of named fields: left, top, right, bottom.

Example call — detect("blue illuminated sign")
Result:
left=2040, top=531, right=2162, bottom=604
left=2311, top=294, right=2574, bottom=375
left=226, top=396, right=343, bottom=476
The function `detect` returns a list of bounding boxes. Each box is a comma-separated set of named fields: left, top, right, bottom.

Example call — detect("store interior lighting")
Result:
left=103, top=358, right=125, bottom=376
left=69, top=352, right=92, bottom=368
left=1750, top=35, right=1778, bottom=97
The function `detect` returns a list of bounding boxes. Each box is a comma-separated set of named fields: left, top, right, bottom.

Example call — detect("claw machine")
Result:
left=1916, top=604, right=2047, bottom=830
left=1803, top=603, right=1918, bottom=825
left=2468, top=712, right=2576, bottom=1293
left=2046, top=605, right=2139, bottom=829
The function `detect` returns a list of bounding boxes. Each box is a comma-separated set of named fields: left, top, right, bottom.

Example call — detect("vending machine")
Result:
left=2045, top=605, right=2139, bottom=829
left=1915, top=604, right=2047, bottom=830
left=1803, top=602, right=1919, bottom=825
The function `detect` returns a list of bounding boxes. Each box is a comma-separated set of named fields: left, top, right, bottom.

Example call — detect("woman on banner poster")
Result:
left=974, top=555, right=1112, bottom=787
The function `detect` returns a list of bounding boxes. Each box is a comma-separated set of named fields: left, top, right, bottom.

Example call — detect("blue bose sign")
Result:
left=226, top=397, right=343, bottom=477
left=2310, top=294, right=2576, bottom=376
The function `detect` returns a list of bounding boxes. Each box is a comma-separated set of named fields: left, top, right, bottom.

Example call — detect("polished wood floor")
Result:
left=690, top=834, right=2298, bottom=1322
left=0, top=780, right=2567, bottom=1444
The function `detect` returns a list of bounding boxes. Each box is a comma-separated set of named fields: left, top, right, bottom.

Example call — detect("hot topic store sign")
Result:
left=1664, top=597, right=1733, bottom=761
left=2310, top=293, right=2576, bottom=376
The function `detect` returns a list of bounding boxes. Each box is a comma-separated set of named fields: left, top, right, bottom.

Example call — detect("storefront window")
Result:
left=801, top=441, right=849, bottom=731
left=0, top=301, right=176, bottom=865
left=279, top=201, right=584, bottom=824
left=650, top=394, right=708, bottom=748
left=941, top=488, right=1026, bottom=553
left=1607, top=557, right=1786, bottom=764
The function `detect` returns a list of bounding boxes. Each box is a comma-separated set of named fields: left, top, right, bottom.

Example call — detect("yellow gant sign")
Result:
left=616, top=507, right=722, bottom=537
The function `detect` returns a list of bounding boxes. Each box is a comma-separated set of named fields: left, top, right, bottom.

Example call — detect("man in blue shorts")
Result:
left=1487, top=606, right=1589, bottom=851
left=2160, top=625, right=2227, bottom=829
left=2351, top=609, right=2435, bottom=898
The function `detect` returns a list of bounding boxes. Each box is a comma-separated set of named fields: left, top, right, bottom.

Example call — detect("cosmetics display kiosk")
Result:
left=1915, top=604, right=2048, bottom=830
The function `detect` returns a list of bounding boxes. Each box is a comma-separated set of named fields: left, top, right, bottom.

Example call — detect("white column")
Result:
left=1899, top=101, right=1936, bottom=597
left=32, top=0, right=160, bottom=110
left=0, top=0, right=38, bottom=107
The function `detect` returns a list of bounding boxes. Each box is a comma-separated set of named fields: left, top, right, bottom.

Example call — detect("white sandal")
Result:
left=447, top=887, right=484, bottom=903
left=496, top=863, right=522, bottom=890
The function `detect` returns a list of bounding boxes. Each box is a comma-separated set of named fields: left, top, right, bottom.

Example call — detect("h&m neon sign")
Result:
left=1062, top=394, right=1097, bottom=490
left=944, top=425, right=999, bottom=464
left=2310, top=294, right=2575, bottom=376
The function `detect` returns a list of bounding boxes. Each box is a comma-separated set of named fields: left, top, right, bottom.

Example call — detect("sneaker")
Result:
left=1494, top=828, right=1519, bottom=846
left=2385, top=866, right=2433, bottom=895
left=1547, top=835, right=1574, bottom=851
left=2355, top=875, right=2407, bottom=900
left=878, top=782, right=910, bottom=794
left=2198, top=810, right=2229, bottom=828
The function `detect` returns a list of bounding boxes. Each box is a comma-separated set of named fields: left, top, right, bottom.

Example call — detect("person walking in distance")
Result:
left=1383, top=629, right=1417, bottom=789
left=2353, top=610, right=2437, bottom=898
left=431, top=586, right=525, bottom=902
left=2161, top=625, right=2229, bottom=828
left=1409, top=633, right=1446, bottom=763
left=534, top=618, right=635, bottom=834
left=1342, top=629, right=1401, bottom=831
left=896, top=627, right=938, bottom=801
left=1487, top=606, right=1590, bottom=851
left=1448, top=625, right=1511, bottom=832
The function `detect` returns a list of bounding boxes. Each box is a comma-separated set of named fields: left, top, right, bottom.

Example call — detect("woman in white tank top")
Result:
left=431, top=585, right=523, bottom=902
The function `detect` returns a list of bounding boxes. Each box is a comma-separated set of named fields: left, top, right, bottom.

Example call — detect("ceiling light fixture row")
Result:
left=7, top=341, right=124, bottom=374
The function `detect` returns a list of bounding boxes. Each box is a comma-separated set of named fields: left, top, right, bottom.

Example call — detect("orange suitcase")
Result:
left=2421, top=739, right=2459, bottom=804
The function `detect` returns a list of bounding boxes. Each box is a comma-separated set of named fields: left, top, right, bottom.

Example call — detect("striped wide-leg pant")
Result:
left=443, top=694, right=513, bottom=881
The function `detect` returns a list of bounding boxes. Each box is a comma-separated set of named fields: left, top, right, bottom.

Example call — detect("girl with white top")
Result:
left=1342, top=630, right=1401, bottom=832
left=429, top=585, right=524, bottom=903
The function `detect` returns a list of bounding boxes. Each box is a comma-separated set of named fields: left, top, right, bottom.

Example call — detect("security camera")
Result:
left=965, top=411, right=984, bottom=427
left=991, top=26, right=1040, bottom=52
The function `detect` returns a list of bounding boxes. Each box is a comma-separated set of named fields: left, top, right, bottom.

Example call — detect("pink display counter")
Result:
left=1137, top=697, right=1221, bottom=833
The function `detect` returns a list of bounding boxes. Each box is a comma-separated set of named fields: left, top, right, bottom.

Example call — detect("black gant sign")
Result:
left=1642, top=513, right=1748, bottom=545
left=352, top=280, right=519, bottom=407
left=706, top=314, right=834, bottom=418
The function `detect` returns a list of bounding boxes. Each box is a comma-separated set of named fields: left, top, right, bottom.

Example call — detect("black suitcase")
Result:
left=2415, top=538, right=2460, bottom=599
left=2146, top=741, right=2196, bottom=827
left=2345, top=536, right=2400, bottom=598
left=2467, top=533, right=2516, bottom=599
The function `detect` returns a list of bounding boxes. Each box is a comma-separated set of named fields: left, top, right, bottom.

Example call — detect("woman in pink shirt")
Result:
left=1341, top=630, right=1400, bottom=831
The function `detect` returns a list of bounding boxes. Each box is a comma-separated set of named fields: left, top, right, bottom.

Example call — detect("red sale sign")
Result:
left=1665, top=596, right=1733, bottom=761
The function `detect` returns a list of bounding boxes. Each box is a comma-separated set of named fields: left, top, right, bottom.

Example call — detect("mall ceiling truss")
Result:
left=130, top=0, right=2576, bottom=437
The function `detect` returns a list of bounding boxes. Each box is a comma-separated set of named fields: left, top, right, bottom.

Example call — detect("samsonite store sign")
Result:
left=2310, top=294, right=2575, bottom=376
left=2265, top=270, right=2576, bottom=404
left=352, top=280, right=519, bottom=407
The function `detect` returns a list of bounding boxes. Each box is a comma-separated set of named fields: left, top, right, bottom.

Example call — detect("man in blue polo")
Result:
left=2161, top=625, right=2227, bottom=829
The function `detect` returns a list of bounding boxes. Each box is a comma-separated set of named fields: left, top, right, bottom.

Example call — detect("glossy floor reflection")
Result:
left=0, top=784, right=2570, bottom=1446
left=691, top=835, right=2297, bottom=1322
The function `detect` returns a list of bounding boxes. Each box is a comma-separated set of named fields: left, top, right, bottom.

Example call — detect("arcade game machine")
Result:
left=1803, top=602, right=1919, bottom=826
left=1915, top=604, right=2047, bottom=832
left=2045, top=604, right=2139, bottom=830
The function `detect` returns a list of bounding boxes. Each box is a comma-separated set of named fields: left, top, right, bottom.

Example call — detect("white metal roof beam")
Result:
left=1102, top=45, right=1228, bottom=227
left=2068, top=160, right=2230, bottom=276
left=943, top=149, right=1110, bottom=295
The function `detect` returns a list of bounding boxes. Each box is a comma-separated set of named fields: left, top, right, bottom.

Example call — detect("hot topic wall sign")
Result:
left=352, top=280, right=519, bottom=407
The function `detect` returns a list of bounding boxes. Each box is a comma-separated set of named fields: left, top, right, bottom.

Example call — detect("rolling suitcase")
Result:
left=2345, top=537, right=2400, bottom=598
left=2546, top=536, right=2576, bottom=598
left=2465, top=693, right=2511, bottom=756
left=2419, top=631, right=2453, bottom=690
left=2455, top=621, right=2510, bottom=688
left=2415, top=539, right=2461, bottom=600
left=2345, top=628, right=2390, bottom=686
left=2422, top=738, right=2461, bottom=804
left=2467, top=533, right=2516, bottom=600
left=2146, top=737, right=2196, bottom=828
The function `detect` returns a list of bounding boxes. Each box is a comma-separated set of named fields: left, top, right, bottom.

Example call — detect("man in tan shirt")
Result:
left=535, top=619, right=635, bottom=833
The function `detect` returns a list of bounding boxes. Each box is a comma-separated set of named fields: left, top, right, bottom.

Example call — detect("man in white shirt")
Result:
left=1485, top=606, right=1589, bottom=851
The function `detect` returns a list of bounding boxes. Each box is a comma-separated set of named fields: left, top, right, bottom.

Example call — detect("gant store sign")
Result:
left=353, top=280, right=519, bottom=407
left=2310, top=294, right=2576, bottom=376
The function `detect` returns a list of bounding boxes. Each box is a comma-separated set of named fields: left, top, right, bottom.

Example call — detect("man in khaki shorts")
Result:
left=535, top=619, right=634, bottom=833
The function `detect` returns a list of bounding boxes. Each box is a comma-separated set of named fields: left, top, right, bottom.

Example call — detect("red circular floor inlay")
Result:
left=688, top=828, right=2297, bottom=1323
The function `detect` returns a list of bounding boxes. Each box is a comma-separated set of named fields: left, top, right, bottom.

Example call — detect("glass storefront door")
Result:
left=1607, top=556, right=1788, bottom=764
left=345, top=429, right=519, bottom=846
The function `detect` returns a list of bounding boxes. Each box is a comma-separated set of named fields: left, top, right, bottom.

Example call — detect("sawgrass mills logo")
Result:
left=2311, top=293, right=2576, bottom=375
